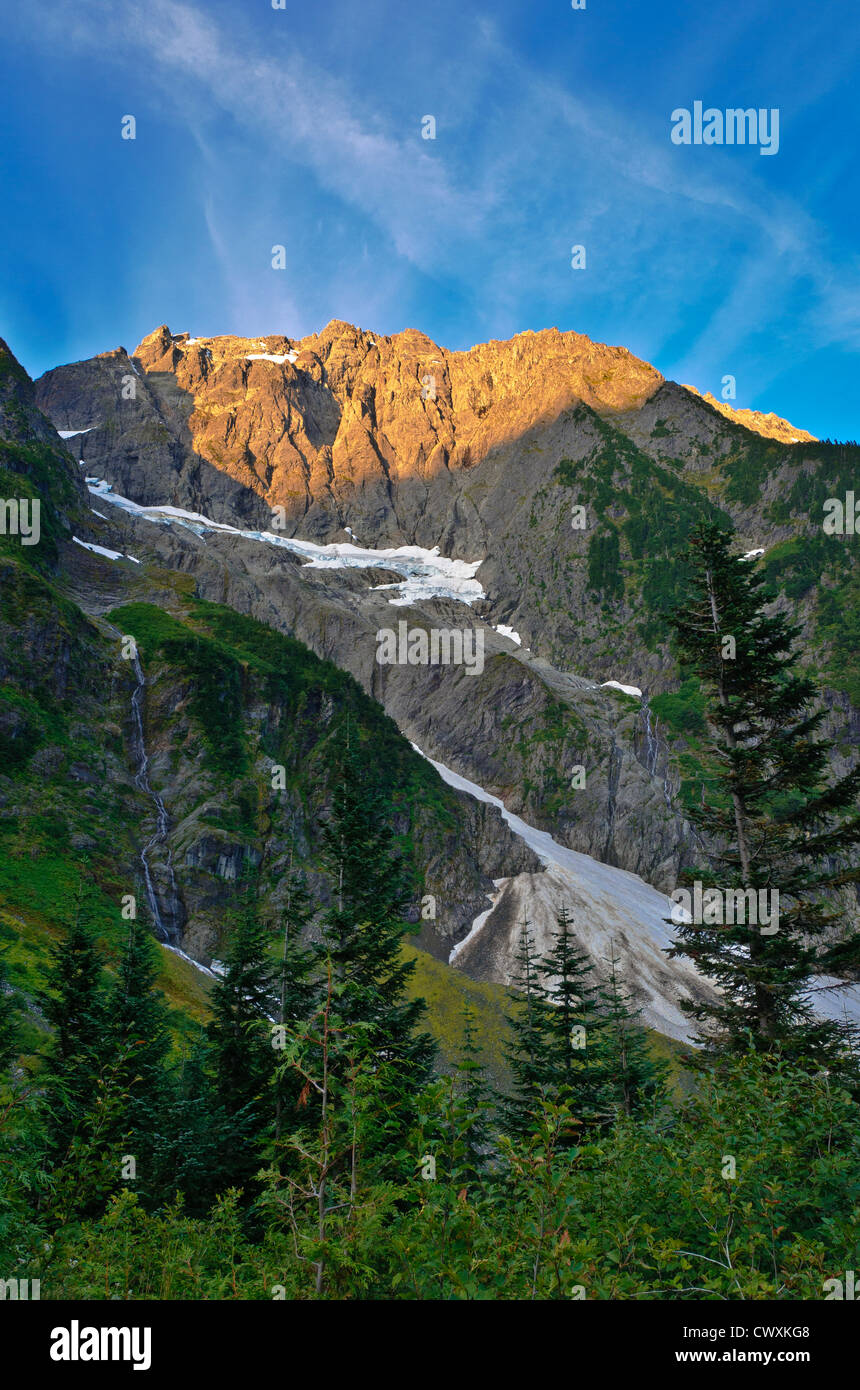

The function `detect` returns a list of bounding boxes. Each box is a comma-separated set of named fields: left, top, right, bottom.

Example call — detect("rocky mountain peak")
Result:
left=682, top=384, right=816, bottom=443
left=102, top=319, right=667, bottom=533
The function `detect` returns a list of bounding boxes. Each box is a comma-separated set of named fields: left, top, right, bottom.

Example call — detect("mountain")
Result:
left=2, top=321, right=857, bottom=1042
left=681, top=385, right=818, bottom=445
left=0, top=338, right=535, bottom=1047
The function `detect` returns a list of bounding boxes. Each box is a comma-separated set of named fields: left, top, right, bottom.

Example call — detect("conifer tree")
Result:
left=667, top=520, right=860, bottom=1063
left=274, top=864, right=320, bottom=1142
left=502, top=919, right=553, bottom=1137
left=536, top=905, right=611, bottom=1127
left=452, top=1004, right=492, bottom=1179
left=319, top=735, right=435, bottom=1165
left=277, top=865, right=319, bottom=1031
left=207, top=873, right=278, bottom=1186
left=0, top=943, right=19, bottom=1075
left=150, top=1035, right=232, bottom=1215
left=40, top=912, right=110, bottom=1154
left=598, top=943, right=666, bottom=1117
left=107, top=918, right=171, bottom=1126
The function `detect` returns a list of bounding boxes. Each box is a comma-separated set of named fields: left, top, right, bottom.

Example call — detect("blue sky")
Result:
left=1, top=0, right=858, bottom=439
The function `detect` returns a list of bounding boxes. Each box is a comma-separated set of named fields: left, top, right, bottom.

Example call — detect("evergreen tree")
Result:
left=536, top=905, right=612, bottom=1128
left=598, top=943, right=666, bottom=1117
left=107, top=918, right=171, bottom=1123
left=274, top=863, right=320, bottom=1143
left=667, top=520, right=860, bottom=1063
left=276, top=865, right=319, bottom=1030
left=40, top=913, right=110, bottom=1155
left=103, top=916, right=172, bottom=1199
left=0, top=943, right=19, bottom=1075
left=452, top=1004, right=492, bottom=1179
left=319, top=735, right=435, bottom=1166
left=207, top=873, right=278, bottom=1187
left=150, top=1036, right=232, bottom=1215
left=502, top=919, right=554, bottom=1137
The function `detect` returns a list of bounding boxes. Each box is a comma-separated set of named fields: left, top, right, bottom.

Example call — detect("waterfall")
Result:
left=130, top=652, right=181, bottom=942
left=642, top=699, right=659, bottom=776
left=641, top=698, right=675, bottom=811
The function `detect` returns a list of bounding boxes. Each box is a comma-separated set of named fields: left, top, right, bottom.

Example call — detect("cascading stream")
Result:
left=130, top=652, right=180, bottom=942
left=641, top=698, right=676, bottom=811
left=642, top=699, right=659, bottom=775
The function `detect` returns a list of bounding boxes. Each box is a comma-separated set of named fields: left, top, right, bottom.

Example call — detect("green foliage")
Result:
left=38, top=907, right=112, bottom=1160
left=721, top=431, right=786, bottom=506
left=320, top=738, right=435, bottom=1170
left=587, top=525, right=624, bottom=600
left=650, top=675, right=708, bottom=738
left=0, top=942, right=20, bottom=1073
left=103, top=917, right=173, bottom=1198
left=667, top=520, right=860, bottom=1065
left=0, top=437, right=80, bottom=572
left=207, top=878, right=279, bottom=1190
left=553, top=457, right=581, bottom=487
left=11, top=1052, right=858, bottom=1300
left=555, top=407, right=732, bottom=649
left=598, top=946, right=668, bottom=1117
left=109, top=603, right=246, bottom=774
left=502, top=910, right=662, bottom=1140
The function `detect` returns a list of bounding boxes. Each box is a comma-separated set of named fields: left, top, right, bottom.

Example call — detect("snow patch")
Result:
left=601, top=680, right=642, bottom=698
left=73, top=536, right=124, bottom=561
left=415, top=745, right=856, bottom=1043
left=85, top=478, right=486, bottom=606
left=73, top=536, right=138, bottom=564
left=58, top=426, right=97, bottom=439
left=804, top=976, right=860, bottom=1026
left=246, top=351, right=298, bottom=365
left=414, top=744, right=699, bottom=1039
left=493, top=624, right=522, bottom=646
left=450, top=880, right=506, bottom=963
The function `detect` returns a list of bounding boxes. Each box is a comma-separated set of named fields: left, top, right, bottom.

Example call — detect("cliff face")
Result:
left=35, top=322, right=662, bottom=542
left=132, top=322, right=663, bottom=527
left=682, top=385, right=818, bottom=444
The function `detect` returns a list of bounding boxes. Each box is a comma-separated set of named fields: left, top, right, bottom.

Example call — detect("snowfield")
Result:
left=413, top=746, right=860, bottom=1042
left=84, top=478, right=486, bottom=606
left=493, top=624, right=522, bottom=645
left=73, top=536, right=139, bottom=564
left=246, top=351, right=298, bottom=365
left=601, top=680, right=643, bottom=698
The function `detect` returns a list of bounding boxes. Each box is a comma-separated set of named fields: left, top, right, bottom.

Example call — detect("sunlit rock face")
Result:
left=35, top=321, right=663, bottom=543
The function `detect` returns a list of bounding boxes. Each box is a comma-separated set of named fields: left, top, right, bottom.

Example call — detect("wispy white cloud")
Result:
left=13, top=0, right=860, bottom=417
